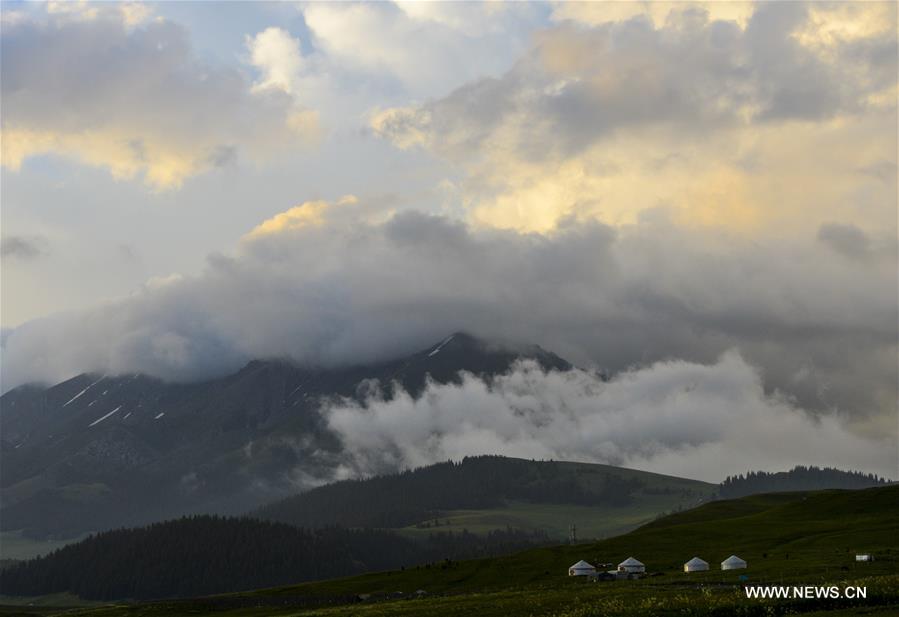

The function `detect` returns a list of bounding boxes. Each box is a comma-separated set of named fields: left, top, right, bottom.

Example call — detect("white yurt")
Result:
left=618, top=557, right=645, bottom=573
left=721, top=555, right=747, bottom=570
left=568, top=560, right=596, bottom=577
left=683, top=557, right=709, bottom=572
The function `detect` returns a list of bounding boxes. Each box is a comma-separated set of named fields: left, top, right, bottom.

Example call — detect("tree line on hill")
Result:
left=0, top=515, right=548, bottom=601
left=717, top=466, right=890, bottom=498
left=255, top=455, right=644, bottom=529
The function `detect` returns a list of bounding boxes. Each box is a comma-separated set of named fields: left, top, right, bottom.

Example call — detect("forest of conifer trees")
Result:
left=0, top=516, right=548, bottom=600
left=717, top=466, right=889, bottom=498
left=256, top=455, right=645, bottom=528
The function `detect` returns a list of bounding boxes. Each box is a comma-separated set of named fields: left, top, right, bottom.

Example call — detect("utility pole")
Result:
left=568, top=523, right=577, bottom=544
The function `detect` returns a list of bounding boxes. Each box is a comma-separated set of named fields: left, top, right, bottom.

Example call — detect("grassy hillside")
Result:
left=5, top=484, right=896, bottom=616
left=256, top=456, right=715, bottom=541
left=395, top=497, right=691, bottom=540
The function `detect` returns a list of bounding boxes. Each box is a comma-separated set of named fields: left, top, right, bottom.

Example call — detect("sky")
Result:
left=1, top=1, right=897, bottom=479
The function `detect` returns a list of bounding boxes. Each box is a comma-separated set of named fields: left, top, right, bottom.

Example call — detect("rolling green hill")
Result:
left=255, top=455, right=716, bottom=541
left=4, top=484, right=896, bottom=617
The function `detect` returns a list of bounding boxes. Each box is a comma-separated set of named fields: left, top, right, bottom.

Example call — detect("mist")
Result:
left=323, top=354, right=896, bottom=483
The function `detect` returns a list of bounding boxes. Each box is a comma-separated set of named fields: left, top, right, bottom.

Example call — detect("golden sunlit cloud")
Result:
left=374, top=2, right=896, bottom=236
left=246, top=195, right=359, bottom=239
left=1, top=5, right=318, bottom=190
left=2, top=128, right=201, bottom=189
left=467, top=112, right=895, bottom=236
left=794, top=2, right=896, bottom=51
left=2, top=118, right=318, bottom=191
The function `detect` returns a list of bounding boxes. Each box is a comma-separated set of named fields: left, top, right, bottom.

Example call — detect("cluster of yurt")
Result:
left=569, top=554, right=748, bottom=579
left=682, top=555, right=747, bottom=572
left=568, top=557, right=646, bottom=580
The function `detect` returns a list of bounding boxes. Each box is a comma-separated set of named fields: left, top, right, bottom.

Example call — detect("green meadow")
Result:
left=399, top=457, right=716, bottom=543
left=3, top=485, right=896, bottom=617
left=395, top=495, right=705, bottom=541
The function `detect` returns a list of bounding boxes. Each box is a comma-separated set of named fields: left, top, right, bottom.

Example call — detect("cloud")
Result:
left=43, top=1, right=151, bottom=27
left=0, top=6, right=317, bottom=189
left=323, top=354, right=896, bottom=482
left=550, top=1, right=757, bottom=30
left=300, top=2, right=540, bottom=98
left=247, top=27, right=304, bottom=96
left=245, top=195, right=358, bottom=239
left=371, top=2, right=897, bottom=232
left=1, top=235, right=49, bottom=261
left=375, top=3, right=895, bottom=159
left=817, top=223, right=872, bottom=260
left=2, top=208, right=895, bottom=445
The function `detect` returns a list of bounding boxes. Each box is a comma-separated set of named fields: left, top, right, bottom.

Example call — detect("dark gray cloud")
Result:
left=2, top=211, right=895, bottom=442
left=1, top=235, right=48, bottom=261
left=818, top=223, right=872, bottom=260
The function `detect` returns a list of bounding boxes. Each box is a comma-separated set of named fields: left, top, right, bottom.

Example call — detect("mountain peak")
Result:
left=414, top=331, right=571, bottom=376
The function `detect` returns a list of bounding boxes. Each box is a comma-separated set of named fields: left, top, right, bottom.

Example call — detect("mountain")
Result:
left=0, top=333, right=570, bottom=541
left=254, top=455, right=715, bottom=539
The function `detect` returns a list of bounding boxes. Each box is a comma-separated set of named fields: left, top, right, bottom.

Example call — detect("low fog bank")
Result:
left=323, top=354, right=897, bottom=483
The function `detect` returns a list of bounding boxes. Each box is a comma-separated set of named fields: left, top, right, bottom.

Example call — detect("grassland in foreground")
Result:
left=2, top=485, right=897, bottom=617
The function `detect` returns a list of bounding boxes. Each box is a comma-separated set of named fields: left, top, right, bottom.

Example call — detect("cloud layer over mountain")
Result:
left=3, top=205, right=896, bottom=447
